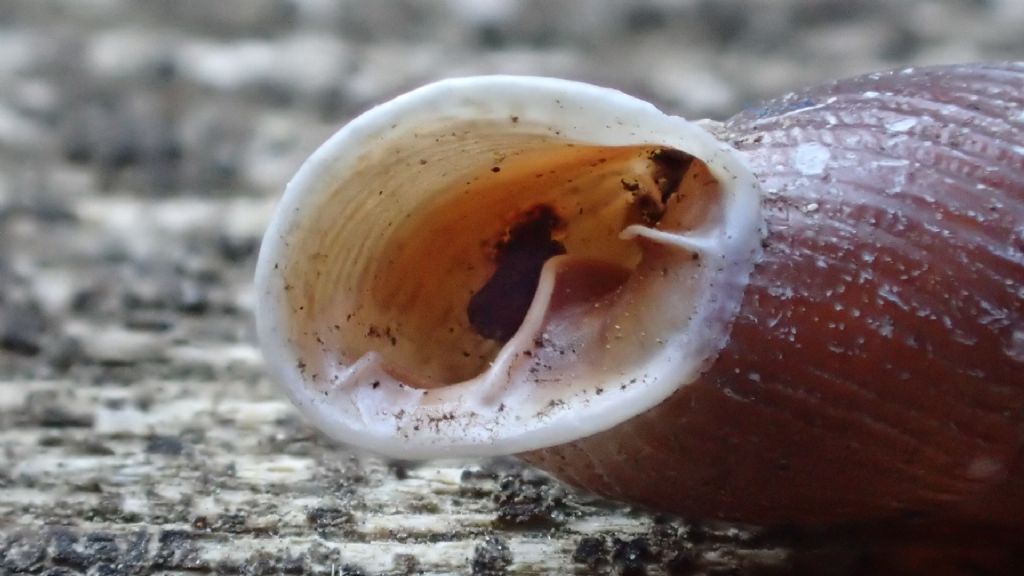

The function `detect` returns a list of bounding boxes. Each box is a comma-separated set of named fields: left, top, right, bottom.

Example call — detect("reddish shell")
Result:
left=522, top=63, right=1024, bottom=527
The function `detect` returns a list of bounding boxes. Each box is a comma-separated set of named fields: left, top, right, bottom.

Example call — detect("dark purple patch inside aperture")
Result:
left=468, top=205, right=566, bottom=342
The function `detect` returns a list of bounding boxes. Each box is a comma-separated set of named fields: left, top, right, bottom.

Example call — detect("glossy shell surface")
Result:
left=525, top=63, right=1024, bottom=526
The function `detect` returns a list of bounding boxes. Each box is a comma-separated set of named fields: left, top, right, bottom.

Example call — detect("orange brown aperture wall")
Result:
left=521, top=63, right=1024, bottom=528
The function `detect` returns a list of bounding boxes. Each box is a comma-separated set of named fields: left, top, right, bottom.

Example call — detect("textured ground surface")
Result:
left=2, top=1, right=1023, bottom=574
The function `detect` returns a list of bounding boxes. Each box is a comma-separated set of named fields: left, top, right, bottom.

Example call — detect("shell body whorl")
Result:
left=257, top=63, right=1024, bottom=527
left=524, top=63, right=1024, bottom=526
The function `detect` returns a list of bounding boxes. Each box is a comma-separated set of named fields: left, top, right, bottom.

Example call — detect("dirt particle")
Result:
left=493, top=472, right=566, bottom=529
left=611, top=536, right=658, bottom=576
left=390, top=460, right=413, bottom=480
left=621, top=177, right=641, bottom=192
left=650, top=148, right=694, bottom=201
left=306, top=506, right=354, bottom=534
left=471, top=536, right=513, bottom=575
left=572, top=536, right=609, bottom=570
left=635, top=193, right=664, bottom=226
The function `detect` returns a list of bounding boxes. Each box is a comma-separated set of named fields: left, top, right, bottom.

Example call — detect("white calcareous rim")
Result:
left=256, top=76, right=763, bottom=458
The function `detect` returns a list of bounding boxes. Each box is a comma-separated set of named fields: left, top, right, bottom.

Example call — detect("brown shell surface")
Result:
left=522, top=63, right=1024, bottom=528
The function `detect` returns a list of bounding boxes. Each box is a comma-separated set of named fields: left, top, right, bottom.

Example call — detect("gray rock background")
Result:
left=1, top=1, right=1022, bottom=574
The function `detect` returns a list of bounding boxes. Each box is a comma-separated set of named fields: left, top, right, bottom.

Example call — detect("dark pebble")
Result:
left=572, top=535, right=609, bottom=569
left=471, top=536, right=512, bottom=576
left=492, top=473, right=565, bottom=529
left=389, top=460, right=414, bottom=480
left=611, top=537, right=658, bottom=576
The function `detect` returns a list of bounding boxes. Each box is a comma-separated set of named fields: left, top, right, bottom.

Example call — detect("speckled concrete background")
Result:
left=1, top=1, right=1022, bottom=575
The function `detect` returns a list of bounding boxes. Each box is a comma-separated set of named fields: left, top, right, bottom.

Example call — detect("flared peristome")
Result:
left=256, top=76, right=761, bottom=458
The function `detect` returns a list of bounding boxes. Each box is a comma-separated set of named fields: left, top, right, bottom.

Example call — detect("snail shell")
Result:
left=256, top=63, right=1024, bottom=527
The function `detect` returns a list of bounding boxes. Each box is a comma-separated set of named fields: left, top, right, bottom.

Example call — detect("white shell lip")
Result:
left=255, top=75, right=763, bottom=459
